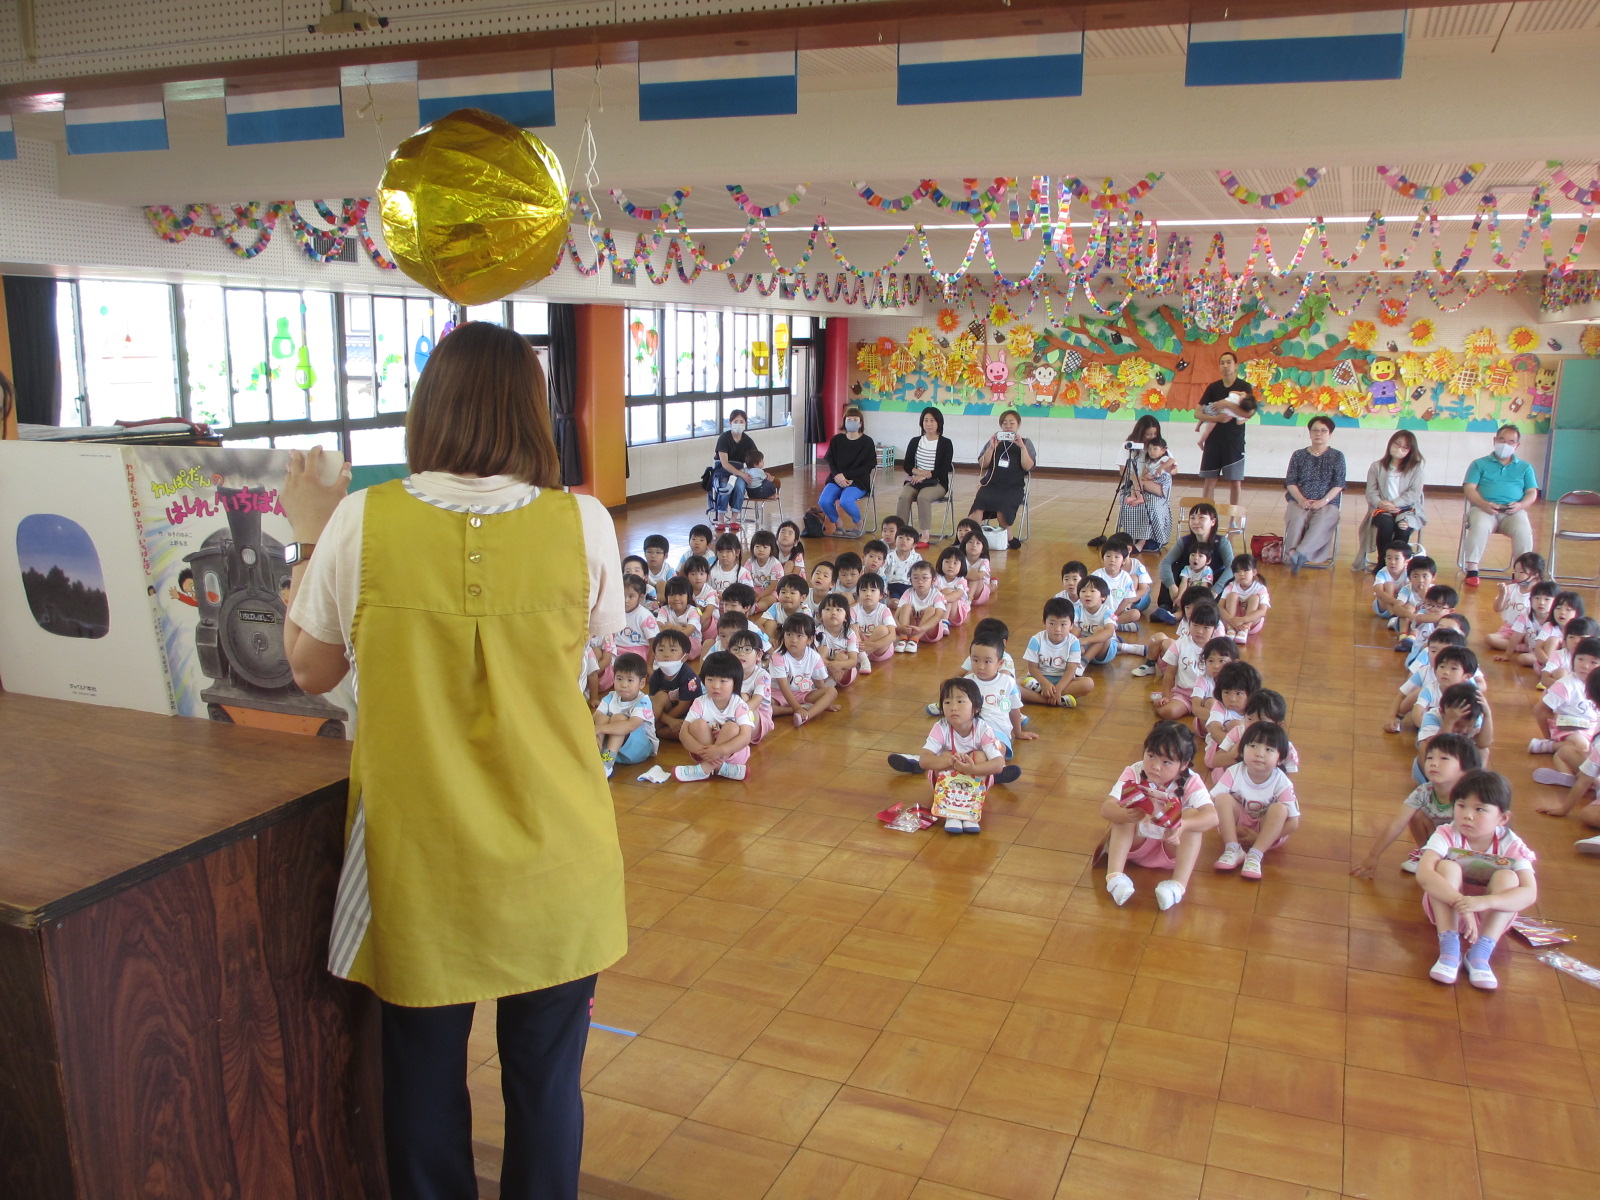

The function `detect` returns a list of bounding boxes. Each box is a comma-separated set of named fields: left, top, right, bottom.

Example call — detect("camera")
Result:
left=997, top=430, right=1016, bottom=442
left=1124, top=441, right=1143, bottom=452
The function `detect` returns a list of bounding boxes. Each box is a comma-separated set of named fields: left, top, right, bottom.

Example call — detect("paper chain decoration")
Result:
left=1216, top=168, right=1324, bottom=209
left=1547, top=162, right=1600, bottom=207
left=608, top=188, right=692, bottom=220
left=1375, top=164, right=1486, bottom=202
left=143, top=200, right=395, bottom=268
left=726, top=183, right=810, bottom=218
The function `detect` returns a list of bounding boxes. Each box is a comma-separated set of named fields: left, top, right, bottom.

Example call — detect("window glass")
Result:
left=663, top=401, right=693, bottom=442
left=628, top=407, right=660, bottom=446
left=627, top=307, right=660, bottom=397
left=745, top=395, right=768, bottom=429
left=465, top=303, right=504, bottom=326
left=512, top=302, right=548, bottom=335
left=225, top=288, right=269, bottom=425
left=350, top=426, right=409, bottom=467
left=373, top=297, right=408, bottom=413
left=270, top=432, right=339, bottom=453
left=344, top=295, right=376, bottom=420
left=181, top=284, right=229, bottom=429
left=76, top=280, right=179, bottom=425
left=264, top=290, right=309, bottom=423
left=301, top=292, right=339, bottom=423
left=693, top=400, right=720, bottom=440
left=406, top=297, right=442, bottom=395
left=54, top=283, right=84, bottom=425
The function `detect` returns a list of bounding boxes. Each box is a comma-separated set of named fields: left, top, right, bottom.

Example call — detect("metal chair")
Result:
left=737, top=487, right=784, bottom=544
left=928, top=486, right=959, bottom=542
left=1550, top=490, right=1600, bottom=585
left=1455, top=497, right=1516, bottom=580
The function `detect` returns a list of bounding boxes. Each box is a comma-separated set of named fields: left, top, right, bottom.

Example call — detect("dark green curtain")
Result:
left=546, top=303, right=582, bottom=486
left=3, top=276, right=60, bottom=425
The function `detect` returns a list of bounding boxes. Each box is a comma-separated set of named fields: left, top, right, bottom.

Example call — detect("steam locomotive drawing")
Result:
left=186, top=485, right=348, bottom=737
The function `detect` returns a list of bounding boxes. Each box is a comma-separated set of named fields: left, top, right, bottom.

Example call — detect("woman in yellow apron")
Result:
left=282, top=322, right=627, bottom=1200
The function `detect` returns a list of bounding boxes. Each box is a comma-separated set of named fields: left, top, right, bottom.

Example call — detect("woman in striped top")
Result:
left=896, top=406, right=954, bottom=546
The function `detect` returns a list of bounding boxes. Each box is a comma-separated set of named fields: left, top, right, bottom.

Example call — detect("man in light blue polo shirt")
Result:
left=1461, top=424, right=1539, bottom=587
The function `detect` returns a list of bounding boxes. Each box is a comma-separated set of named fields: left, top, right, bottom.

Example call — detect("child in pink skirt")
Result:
left=728, top=630, right=775, bottom=744
left=674, top=651, right=757, bottom=782
left=887, top=677, right=1019, bottom=834
left=1218, top=555, right=1271, bottom=643
left=1099, top=721, right=1217, bottom=910
left=656, top=576, right=704, bottom=661
left=895, top=561, right=949, bottom=653
left=771, top=613, right=839, bottom=727
left=935, top=547, right=972, bottom=627
left=962, top=532, right=996, bottom=606
left=852, top=573, right=897, bottom=670
left=1211, top=721, right=1300, bottom=880
left=817, top=594, right=861, bottom=689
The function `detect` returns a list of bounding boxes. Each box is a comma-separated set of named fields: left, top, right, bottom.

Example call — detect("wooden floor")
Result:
left=470, top=469, right=1600, bottom=1200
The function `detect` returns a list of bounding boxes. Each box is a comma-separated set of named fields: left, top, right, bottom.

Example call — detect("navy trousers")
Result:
left=380, top=973, right=597, bottom=1200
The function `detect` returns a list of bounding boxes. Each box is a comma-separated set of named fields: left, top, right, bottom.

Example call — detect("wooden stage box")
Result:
left=0, top=693, right=386, bottom=1200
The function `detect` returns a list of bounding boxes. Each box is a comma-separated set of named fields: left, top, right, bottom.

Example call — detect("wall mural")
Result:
left=851, top=293, right=1600, bottom=433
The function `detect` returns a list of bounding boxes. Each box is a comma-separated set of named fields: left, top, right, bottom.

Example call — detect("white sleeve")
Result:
left=288, top=488, right=367, bottom=649
left=578, top=494, right=626, bottom=638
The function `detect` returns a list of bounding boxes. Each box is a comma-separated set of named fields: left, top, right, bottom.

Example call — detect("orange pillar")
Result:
left=0, top=277, right=16, bottom=439
left=573, top=304, right=626, bottom=507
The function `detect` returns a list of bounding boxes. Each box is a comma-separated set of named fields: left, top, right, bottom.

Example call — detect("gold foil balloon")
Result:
left=379, top=108, right=569, bottom=305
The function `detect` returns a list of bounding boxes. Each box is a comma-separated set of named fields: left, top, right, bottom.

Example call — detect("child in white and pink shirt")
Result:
left=1219, top=554, right=1271, bottom=643
left=673, top=650, right=757, bottom=782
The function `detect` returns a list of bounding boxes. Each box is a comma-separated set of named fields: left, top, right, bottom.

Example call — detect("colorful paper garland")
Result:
left=726, top=183, right=809, bottom=219
left=1375, top=164, right=1485, bottom=202
left=1216, top=168, right=1324, bottom=209
left=1547, top=162, right=1600, bottom=207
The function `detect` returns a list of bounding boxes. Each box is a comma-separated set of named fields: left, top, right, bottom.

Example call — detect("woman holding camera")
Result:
left=1353, top=430, right=1427, bottom=570
left=968, top=409, right=1036, bottom=550
left=1116, top=416, right=1176, bottom=553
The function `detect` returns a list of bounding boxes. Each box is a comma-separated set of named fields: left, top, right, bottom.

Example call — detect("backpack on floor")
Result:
left=1251, top=534, right=1284, bottom=565
left=802, top=507, right=828, bottom=539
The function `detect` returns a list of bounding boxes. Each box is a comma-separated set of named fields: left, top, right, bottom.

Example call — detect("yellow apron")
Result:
left=331, top=480, right=627, bottom=1008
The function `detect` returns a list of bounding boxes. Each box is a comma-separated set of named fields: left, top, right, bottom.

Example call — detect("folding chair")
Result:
left=929, top=486, right=959, bottom=542
left=1550, top=490, right=1600, bottom=585
left=737, top=488, right=783, bottom=544
left=1455, top=497, right=1516, bottom=580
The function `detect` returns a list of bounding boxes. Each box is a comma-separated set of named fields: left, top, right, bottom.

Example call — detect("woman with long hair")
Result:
left=1354, top=429, right=1427, bottom=570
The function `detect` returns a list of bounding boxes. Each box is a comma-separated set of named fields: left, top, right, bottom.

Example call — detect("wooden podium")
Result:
left=0, top=693, right=387, bottom=1200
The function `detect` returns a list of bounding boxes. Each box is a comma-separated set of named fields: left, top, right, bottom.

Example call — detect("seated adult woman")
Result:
left=1353, top=429, right=1427, bottom=570
left=1283, top=414, right=1347, bottom=574
left=711, top=409, right=775, bottom=531
left=968, top=409, right=1036, bottom=550
left=896, top=406, right=954, bottom=546
left=1153, top=502, right=1235, bottom=621
left=818, top=406, right=877, bottom=536
left=1116, top=415, right=1176, bottom=554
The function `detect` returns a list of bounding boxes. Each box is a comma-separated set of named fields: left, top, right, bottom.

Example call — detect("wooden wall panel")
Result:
left=0, top=923, right=74, bottom=1200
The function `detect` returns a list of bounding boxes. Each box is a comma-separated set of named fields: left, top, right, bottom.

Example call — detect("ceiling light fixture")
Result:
left=308, top=1, right=388, bottom=34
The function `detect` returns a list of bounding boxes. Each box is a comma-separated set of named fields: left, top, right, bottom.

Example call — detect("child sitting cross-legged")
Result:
left=887, top=677, right=1017, bottom=834
left=759, top=573, right=811, bottom=641
left=816, top=593, right=861, bottom=689
left=1099, top=720, right=1218, bottom=910
left=852, top=573, right=897, bottom=670
left=1190, top=635, right=1241, bottom=729
left=771, top=612, right=839, bottom=727
left=894, top=560, right=948, bottom=652
left=1500, top=580, right=1558, bottom=667
left=1370, top=540, right=1411, bottom=618
left=1074, top=576, right=1121, bottom=668
left=966, top=630, right=1037, bottom=759
left=593, top=652, right=659, bottom=778
left=1149, top=602, right=1223, bottom=722
left=1021, top=597, right=1095, bottom=708
left=648, top=628, right=702, bottom=742
left=1534, top=671, right=1600, bottom=844
left=935, top=547, right=972, bottom=627
left=656, top=576, right=704, bottom=660
left=1211, top=720, right=1300, bottom=880
left=1203, top=659, right=1262, bottom=772
left=1530, top=635, right=1600, bottom=761
left=673, top=651, right=757, bottom=782
left=727, top=630, right=775, bottom=744
left=614, top=574, right=662, bottom=662
left=1218, top=553, right=1271, bottom=644
left=1415, top=770, right=1538, bottom=990
left=1351, top=732, right=1482, bottom=877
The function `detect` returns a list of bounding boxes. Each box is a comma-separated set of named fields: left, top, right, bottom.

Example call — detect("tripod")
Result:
left=1088, top=445, right=1143, bottom=549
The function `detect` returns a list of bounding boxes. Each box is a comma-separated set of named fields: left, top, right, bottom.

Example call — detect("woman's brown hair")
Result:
left=406, top=322, right=560, bottom=487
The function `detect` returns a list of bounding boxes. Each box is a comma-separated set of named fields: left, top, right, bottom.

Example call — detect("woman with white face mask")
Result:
left=712, top=409, right=772, bottom=531
left=818, top=406, right=877, bottom=537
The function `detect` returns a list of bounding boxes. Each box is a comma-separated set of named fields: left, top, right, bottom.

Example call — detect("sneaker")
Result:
left=674, top=763, right=710, bottom=782
left=713, top=523, right=727, bottom=533
left=895, top=640, right=910, bottom=653
left=925, top=701, right=941, bottom=717
left=600, top=749, right=616, bottom=779
left=1151, top=607, right=1178, bottom=625
left=1214, top=843, right=1246, bottom=871
left=945, top=817, right=964, bottom=834
left=1466, top=962, right=1498, bottom=989
left=1386, top=616, right=1401, bottom=631
left=1117, top=622, right=1140, bottom=633
left=718, top=761, right=747, bottom=780
left=727, top=521, right=741, bottom=532
left=1464, top=571, right=1481, bottom=589
left=1576, top=834, right=1600, bottom=855
left=1131, top=663, right=1158, bottom=677
left=1106, top=872, right=1135, bottom=906
left=1394, top=637, right=1413, bottom=653
left=996, top=764, right=1023, bottom=785
left=904, top=640, right=919, bottom=654
left=962, top=820, right=981, bottom=834
left=1240, top=853, right=1264, bottom=881
left=1233, top=631, right=1248, bottom=643
left=914, top=540, right=931, bottom=550
left=1529, top=738, right=1558, bottom=755
left=1430, top=932, right=1462, bottom=984
left=1154, top=880, right=1185, bottom=911
left=1058, top=693, right=1077, bottom=709
left=887, top=753, right=922, bottom=774
left=1401, top=847, right=1424, bottom=874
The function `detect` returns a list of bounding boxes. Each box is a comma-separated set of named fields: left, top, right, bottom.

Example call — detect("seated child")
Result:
left=673, top=651, right=757, bottom=782
left=861, top=538, right=890, bottom=584
left=887, top=678, right=1014, bottom=835
left=587, top=633, right=615, bottom=697
left=807, top=560, right=838, bottom=611
left=962, top=618, right=1018, bottom=678
left=702, top=611, right=756, bottom=661
left=1389, top=628, right=1466, bottom=731
left=816, top=594, right=861, bottom=689
left=743, top=447, right=776, bottom=498
left=1415, top=770, right=1537, bottom=990
left=1534, top=671, right=1600, bottom=833
left=1416, top=682, right=1494, bottom=779
left=1370, top=540, right=1411, bottom=617
left=1150, top=603, right=1223, bottom=722
left=708, top=532, right=744, bottom=595
left=877, top=515, right=906, bottom=552
left=1190, top=635, right=1241, bottom=729
left=883, top=527, right=921, bottom=600
left=1530, top=636, right=1600, bottom=763
left=770, top=613, right=839, bottom=727
left=1091, top=538, right=1143, bottom=634
left=681, top=555, right=720, bottom=638
left=1408, top=583, right=1459, bottom=649
left=1179, top=545, right=1215, bottom=593
left=1485, top=551, right=1545, bottom=653
left=1134, top=584, right=1215, bottom=677
left=580, top=639, right=603, bottom=707
left=775, top=520, right=807, bottom=576
left=1021, top=597, right=1094, bottom=708
left=1074, top=576, right=1120, bottom=667
left=1501, top=580, right=1557, bottom=667
left=1388, top=555, right=1437, bottom=647
left=621, top=554, right=658, bottom=609
left=1352, top=732, right=1482, bottom=877
left=1204, top=660, right=1262, bottom=771
left=759, top=573, right=811, bottom=640
left=677, top=524, right=713, bottom=573
left=614, top=575, right=661, bottom=662
left=966, top=631, right=1035, bottom=759
left=648, top=628, right=702, bottom=741
left=657, top=577, right=705, bottom=660
left=963, top=532, right=996, bottom=605
left=1210, top=688, right=1299, bottom=775
left=1541, top=611, right=1597, bottom=685
left=852, top=573, right=897, bottom=669
left=643, top=533, right=673, bottom=599
left=1099, top=721, right=1219, bottom=911
left=594, top=652, right=658, bottom=777
left=935, top=547, right=971, bottom=627
left=833, top=551, right=863, bottom=600
left=1109, top=532, right=1155, bottom=618
left=741, top=530, right=786, bottom=609
left=1218, top=554, right=1271, bottom=643
left=1055, top=560, right=1088, bottom=604
left=1408, top=644, right=1481, bottom=731
left=895, top=560, right=948, bottom=652
left=715, top=583, right=771, bottom=652
left=1211, top=721, right=1300, bottom=880
left=728, top=630, right=775, bottom=744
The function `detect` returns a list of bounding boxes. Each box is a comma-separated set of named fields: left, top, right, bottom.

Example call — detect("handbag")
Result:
left=983, top=526, right=1009, bottom=551
left=1250, top=534, right=1284, bottom=565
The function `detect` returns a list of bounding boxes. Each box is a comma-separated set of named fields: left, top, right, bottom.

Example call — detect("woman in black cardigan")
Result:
left=895, top=406, right=954, bottom=546
left=818, top=405, right=878, bottom=536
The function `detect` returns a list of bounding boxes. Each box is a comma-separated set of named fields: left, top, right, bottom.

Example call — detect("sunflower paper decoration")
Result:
left=1424, top=348, right=1458, bottom=382
left=1263, top=380, right=1298, bottom=407
left=907, top=326, right=936, bottom=357
left=936, top=308, right=960, bottom=333
left=1398, top=352, right=1429, bottom=383
left=1058, top=381, right=1081, bottom=405
left=1081, top=362, right=1113, bottom=391
left=1308, top=384, right=1343, bottom=411
left=1484, top=360, right=1518, bottom=396
left=1409, top=318, right=1436, bottom=347
left=875, top=337, right=897, bottom=357
left=1117, top=356, right=1155, bottom=387
left=1451, top=364, right=1482, bottom=395
left=1005, top=324, right=1038, bottom=359
left=1348, top=320, right=1378, bottom=350
left=1378, top=297, right=1407, bottom=326
left=889, top=346, right=916, bottom=378
left=855, top=343, right=882, bottom=373
left=1464, top=327, right=1499, bottom=358
left=1506, top=326, right=1539, bottom=355
left=1139, top=386, right=1166, bottom=409
left=1582, top=326, right=1600, bottom=357
left=1243, top=359, right=1276, bottom=390
left=988, top=303, right=1014, bottom=327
